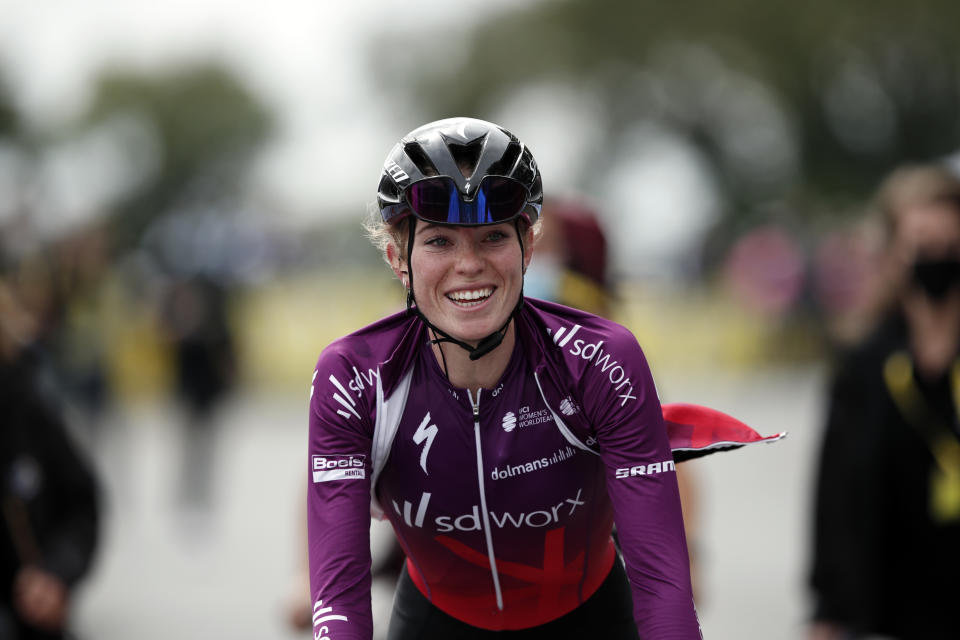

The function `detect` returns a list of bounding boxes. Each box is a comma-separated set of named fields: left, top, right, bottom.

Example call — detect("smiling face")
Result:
left=391, top=221, right=533, bottom=345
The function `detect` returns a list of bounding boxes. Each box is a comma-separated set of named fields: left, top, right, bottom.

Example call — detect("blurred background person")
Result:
left=524, top=197, right=613, bottom=317
left=808, top=163, right=960, bottom=640
left=42, top=226, right=115, bottom=441
left=159, top=273, right=237, bottom=520
left=1, top=271, right=101, bottom=640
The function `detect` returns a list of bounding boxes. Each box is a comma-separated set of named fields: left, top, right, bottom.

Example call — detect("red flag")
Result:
left=662, top=403, right=786, bottom=462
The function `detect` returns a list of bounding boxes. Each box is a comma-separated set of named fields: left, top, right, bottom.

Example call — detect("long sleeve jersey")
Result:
left=308, top=299, right=764, bottom=639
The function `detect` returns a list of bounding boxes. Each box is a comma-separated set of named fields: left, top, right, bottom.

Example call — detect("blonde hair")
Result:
left=363, top=201, right=408, bottom=270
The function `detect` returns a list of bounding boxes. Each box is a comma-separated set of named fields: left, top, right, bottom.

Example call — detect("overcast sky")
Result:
left=0, top=0, right=528, bottom=219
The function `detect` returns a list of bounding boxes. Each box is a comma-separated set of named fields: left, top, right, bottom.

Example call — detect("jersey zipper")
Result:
left=467, top=387, right=504, bottom=611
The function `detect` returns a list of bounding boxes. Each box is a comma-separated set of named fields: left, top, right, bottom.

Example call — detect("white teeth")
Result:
left=448, top=288, right=493, bottom=304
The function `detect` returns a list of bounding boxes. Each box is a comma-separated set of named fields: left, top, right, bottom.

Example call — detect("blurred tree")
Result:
left=375, top=0, right=960, bottom=247
left=0, top=73, right=32, bottom=267
left=0, top=80, right=17, bottom=137
left=78, top=63, right=272, bottom=257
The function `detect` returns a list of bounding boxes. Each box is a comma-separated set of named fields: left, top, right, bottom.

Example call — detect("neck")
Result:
left=431, top=322, right=517, bottom=393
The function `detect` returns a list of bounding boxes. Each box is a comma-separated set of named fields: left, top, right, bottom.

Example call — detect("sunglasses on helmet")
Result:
left=382, top=175, right=538, bottom=226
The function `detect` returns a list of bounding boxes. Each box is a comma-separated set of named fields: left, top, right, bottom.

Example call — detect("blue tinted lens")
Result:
left=480, top=177, right=527, bottom=222
left=406, top=177, right=527, bottom=224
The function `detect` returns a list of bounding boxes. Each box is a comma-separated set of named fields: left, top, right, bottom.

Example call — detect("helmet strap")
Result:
left=404, top=217, right=526, bottom=362
left=407, top=216, right=418, bottom=316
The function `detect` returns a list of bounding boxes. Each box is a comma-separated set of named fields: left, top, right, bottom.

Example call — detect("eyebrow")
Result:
left=416, top=222, right=453, bottom=235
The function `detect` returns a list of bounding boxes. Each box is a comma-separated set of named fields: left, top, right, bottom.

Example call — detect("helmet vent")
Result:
left=487, top=141, right=522, bottom=177
left=378, top=174, right=400, bottom=201
left=448, top=140, right=484, bottom=179
left=403, top=142, right=439, bottom=177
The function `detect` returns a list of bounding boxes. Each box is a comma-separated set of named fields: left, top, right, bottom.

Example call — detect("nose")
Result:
left=454, top=239, right=485, bottom=275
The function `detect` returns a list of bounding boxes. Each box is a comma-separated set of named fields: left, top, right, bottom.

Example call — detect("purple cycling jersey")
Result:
left=307, top=298, right=702, bottom=639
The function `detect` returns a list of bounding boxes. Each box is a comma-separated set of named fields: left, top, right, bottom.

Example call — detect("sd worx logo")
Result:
left=317, top=365, right=380, bottom=421
left=549, top=324, right=637, bottom=407
left=393, top=489, right=586, bottom=532
left=312, top=599, right=347, bottom=640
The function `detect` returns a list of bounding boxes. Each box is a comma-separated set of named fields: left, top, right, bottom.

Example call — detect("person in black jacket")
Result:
left=808, top=164, right=960, bottom=640
left=1, top=277, right=100, bottom=640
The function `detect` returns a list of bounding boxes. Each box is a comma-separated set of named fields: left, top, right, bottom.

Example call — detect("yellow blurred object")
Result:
left=233, top=271, right=404, bottom=391
left=618, top=282, right=818, bottom=374
left=103, top=279, right=173, bottom=400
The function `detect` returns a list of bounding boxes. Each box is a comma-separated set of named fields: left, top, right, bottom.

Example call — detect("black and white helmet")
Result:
left=377, top=117, right=542, bottom=227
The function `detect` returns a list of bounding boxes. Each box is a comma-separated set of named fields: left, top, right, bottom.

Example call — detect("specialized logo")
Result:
left=550, top=323, right=637, bottom=407
left=412, top=413, right=438, bottom=474
left=386, top=160, right=410, bottom=186
left=326, top=366, right=380, bottom=421
left=312, top=599, right=347, bottom=640
left=393, top=489, right=585, bottom=532
left=312, top=455, right=366, bottom=483
left=615, top=459, right=676, bottom=479
left=490, top=446, right=576, bottom=481
left=502, top=405, right=552, bottom=432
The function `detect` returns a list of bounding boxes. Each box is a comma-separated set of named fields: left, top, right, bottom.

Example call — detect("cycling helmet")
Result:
left=377, top=117, right=542, bottom=227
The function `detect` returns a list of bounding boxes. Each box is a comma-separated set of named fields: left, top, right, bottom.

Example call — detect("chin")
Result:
left=442, top=318, right=504, bottom=344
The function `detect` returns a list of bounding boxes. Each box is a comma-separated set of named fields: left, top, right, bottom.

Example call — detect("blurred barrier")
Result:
left=98, top=271, right=823, bottom=401
left=619, top=282, right=823, bottom=376
left=232, top=271, right=405, bottom=391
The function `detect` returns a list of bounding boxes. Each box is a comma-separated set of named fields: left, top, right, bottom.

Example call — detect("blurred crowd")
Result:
left=1, top=218, right=241, bottom=637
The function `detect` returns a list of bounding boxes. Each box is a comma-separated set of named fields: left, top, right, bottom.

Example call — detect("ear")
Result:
left=386, top=242, right=408, bottom=287
left=522, top=225, right=535, bottom=273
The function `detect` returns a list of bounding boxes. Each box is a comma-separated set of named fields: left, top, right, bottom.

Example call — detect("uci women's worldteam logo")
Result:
left=501, top=405, right=552, bottom=432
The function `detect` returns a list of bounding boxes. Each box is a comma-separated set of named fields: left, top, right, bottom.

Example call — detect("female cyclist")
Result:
left=306, top=117, right=779, bottom=639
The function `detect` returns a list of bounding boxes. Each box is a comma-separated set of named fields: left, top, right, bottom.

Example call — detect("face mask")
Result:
left=523, top=256, right=562, bottom=302
left=911, top=257, right=960, bottom=300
